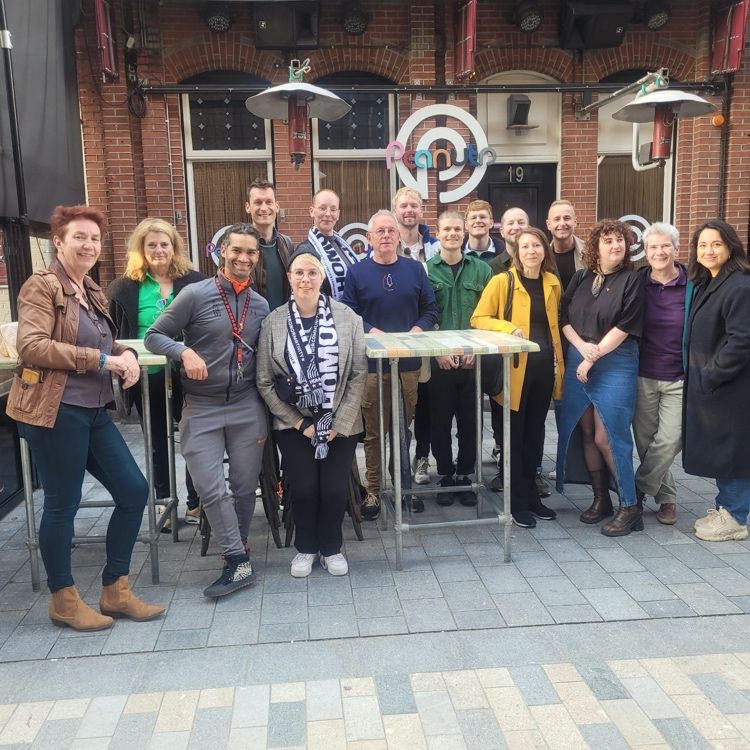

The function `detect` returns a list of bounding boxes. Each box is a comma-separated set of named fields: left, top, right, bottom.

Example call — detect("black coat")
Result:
left=682, top=268, right=750, bottom=479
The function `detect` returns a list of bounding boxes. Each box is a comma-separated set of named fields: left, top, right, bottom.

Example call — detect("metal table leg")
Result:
left=391, top=358, right=403, bottom=570
left=502, top=354, right=512, bottom=563
left=140, top=367, right=160, bottom=584
left=165, top=365, right=179, bottom=543
left=376, top=358, right=387, bottom=530
left=21, top=437, right=41, bottom=592
left=475, top=355, right=483, bottom=514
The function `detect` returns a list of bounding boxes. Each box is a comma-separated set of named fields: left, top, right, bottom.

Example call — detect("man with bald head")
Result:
left=488, top=207, right=529, bottom=275
left=546, top=200, right=584, bottom=291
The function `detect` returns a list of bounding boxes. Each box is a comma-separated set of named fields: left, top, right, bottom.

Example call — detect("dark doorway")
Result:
left=479, top=163, right=557, bottom=229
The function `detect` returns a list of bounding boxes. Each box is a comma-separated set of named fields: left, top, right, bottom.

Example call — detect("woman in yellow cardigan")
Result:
left=471, top=227, right=564, bottom=528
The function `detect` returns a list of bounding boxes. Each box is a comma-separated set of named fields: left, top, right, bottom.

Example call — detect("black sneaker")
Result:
left=203, top=553, right=256, bottom=598
left=512, top=511, right=537, bottom=529
left=403, top=496, right=425, bottom=513
left=361, top=492, right=381, bottom=521
left=535, top=471, right=552, bottom=498
left=436, top=475, right=455, bottom=506
left=455, top=476, right=477, bottom=507
left=529, top=501, right=557, bottom=520
left=489, top=471, right=504, bottom=492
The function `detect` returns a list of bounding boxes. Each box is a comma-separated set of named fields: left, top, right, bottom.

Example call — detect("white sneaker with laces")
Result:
left=320, top=553, right=349, bottom=576
left=694, top=507, right=748, bottom=542
left=694, top=507, right=719, bottom=531
left=291, top=553, right=316, bottom=578
left=413, top=457, right=430, bottom=485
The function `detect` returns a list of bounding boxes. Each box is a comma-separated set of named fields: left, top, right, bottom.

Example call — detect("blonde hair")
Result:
left=124, top=218, right=193, bottom=281
left=391, top=187, right=423, bottom=210
left=289, top=252, right=325, bottom=274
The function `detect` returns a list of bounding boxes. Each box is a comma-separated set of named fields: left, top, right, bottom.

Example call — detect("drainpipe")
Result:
left=717, top=73, right=732, bottom=220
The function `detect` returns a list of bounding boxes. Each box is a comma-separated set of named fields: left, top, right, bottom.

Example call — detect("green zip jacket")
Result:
left=426, top=252, right=493, bottom=330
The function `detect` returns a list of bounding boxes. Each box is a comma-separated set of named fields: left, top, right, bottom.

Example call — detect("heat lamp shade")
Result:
left=612, top=89, right=716, bottom=123
left=245, top=82, right=351, bottom=121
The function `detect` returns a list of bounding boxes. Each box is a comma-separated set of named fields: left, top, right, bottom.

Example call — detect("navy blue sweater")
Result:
left=341, top=256, right=438, bottom=372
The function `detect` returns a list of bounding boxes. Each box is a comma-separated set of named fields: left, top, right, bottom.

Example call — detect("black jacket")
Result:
left=252, top=230, right=294, bottom=302
left=682, top=268, right=750, bottom=479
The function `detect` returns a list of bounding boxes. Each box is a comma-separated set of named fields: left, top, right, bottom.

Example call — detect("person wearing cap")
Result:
left=257, top=249, right=367, bottom=578
left=145, top=224, right=269, bottom=598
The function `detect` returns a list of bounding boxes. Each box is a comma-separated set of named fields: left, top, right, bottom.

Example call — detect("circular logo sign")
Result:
left=619, top=214, right=650, bottom=261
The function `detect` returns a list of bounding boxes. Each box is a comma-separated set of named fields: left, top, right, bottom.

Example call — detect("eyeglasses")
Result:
left=156, top=298, right=170, bottom=312
left=291, top=269, right=322, bottom=280
left=313, top=206, right=340, bottom=214
left=372, top=228, right=399, bottom=238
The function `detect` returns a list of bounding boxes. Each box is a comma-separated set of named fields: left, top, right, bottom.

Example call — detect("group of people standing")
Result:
left=7, top=182, right=750, bottom=632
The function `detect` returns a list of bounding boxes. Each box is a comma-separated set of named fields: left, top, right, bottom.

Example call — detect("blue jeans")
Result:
left=716, top=478, right=750, bottom=525
left=18, top=404, right=148, bottom=592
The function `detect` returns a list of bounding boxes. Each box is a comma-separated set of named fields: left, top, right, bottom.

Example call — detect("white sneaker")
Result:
left=184, top=506, right=200, bottom=525
left=694, top=507, right=748, bottom=542
left=694, top=508, right=719, bottom=531
left=320, top=553, right=349, bottom=576
left=413, top=457, right=430, bottom=485
left=290, top=553, right=316, bottom=578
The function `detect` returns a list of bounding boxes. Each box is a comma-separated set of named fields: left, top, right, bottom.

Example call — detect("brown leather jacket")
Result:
left=6, top=260, right=133, bottom=427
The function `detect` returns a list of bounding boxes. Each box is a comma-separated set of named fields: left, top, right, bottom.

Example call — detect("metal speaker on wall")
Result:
left=559, top=1, right=633, bottom=50
left=252, top=2, right=320, bottom=50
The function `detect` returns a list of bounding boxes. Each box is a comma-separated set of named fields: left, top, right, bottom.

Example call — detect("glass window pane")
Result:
left=318, top=93, right=389, bottom=150
left=189, top=94, right=266, bottom=151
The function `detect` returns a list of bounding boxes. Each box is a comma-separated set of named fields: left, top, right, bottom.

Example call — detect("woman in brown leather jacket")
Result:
left=6, top=205, right=165, bottom=631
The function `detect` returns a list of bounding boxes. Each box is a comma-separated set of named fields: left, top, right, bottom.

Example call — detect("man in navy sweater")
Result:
left=341, top=210, right=438, bottom=520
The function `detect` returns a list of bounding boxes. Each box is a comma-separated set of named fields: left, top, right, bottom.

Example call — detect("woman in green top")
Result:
left=108, top=219, right=204, bottom=526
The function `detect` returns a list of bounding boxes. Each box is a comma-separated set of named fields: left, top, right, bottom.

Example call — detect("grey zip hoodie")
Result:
left=145, top=274, right=269, bottom=403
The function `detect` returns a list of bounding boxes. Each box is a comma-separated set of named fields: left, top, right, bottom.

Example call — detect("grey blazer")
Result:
left=256, top=298, right=367, bottom=436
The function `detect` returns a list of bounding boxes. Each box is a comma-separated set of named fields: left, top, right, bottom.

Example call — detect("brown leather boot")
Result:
left=601, top=504, right=644, bottom=537
left=656, top=503, right=677, bottom=525
left=100, top=576, right=166, bottom=621
left=49, top=586, right=114, bottom=631
left=579, top=470, right=614, bottom=524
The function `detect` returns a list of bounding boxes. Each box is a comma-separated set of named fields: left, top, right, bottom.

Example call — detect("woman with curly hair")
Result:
left=556, top=219, right=645, bottom=536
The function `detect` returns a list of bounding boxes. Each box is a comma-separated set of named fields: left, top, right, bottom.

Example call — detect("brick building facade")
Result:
left=73, top=0, right=750, bottom=284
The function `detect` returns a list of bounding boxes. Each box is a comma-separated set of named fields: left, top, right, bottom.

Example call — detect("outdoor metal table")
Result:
left=364, top=329, right=539, bottom=569
left=2, top=339, right=178, bottom=591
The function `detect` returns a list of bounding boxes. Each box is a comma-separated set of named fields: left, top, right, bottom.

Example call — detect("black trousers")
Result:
left=276, top=429, right=357, bottom=556
left=510, top=350, right=554, bottom=513
left=428, top=365, right=477, bottom=477
left=413, top=380, right=431, bottom=460
left=490, top=398, right=503, bottom=449
left=132, top=370, right=198, bottom=506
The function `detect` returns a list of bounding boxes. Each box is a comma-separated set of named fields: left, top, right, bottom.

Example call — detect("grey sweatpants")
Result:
left=180, top=390, right=267, bottom=557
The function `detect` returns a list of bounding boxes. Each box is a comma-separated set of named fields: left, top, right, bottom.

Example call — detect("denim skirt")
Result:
left=555, top=339, right=639, bottom=505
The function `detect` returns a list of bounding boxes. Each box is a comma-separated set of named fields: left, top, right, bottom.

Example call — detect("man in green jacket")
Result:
left=426, top=211, right=492, bottom=507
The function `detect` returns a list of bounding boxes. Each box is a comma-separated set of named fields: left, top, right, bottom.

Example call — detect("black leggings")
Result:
left=276, top=429, right=357, bottom=556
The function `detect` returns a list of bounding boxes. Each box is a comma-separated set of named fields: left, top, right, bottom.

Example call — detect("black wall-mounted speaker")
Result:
left=252, top=2, right=320, bottom=50
left=559, top=2, right=633, bottom=50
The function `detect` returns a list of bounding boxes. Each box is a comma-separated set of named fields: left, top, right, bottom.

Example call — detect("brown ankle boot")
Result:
left=601, top=504, right=644, bottom=537
left=100, top=576, right=166, bottom=621
left=580, top=470, right=614, bottom=524
left=49, top=586, right=114, bottom=631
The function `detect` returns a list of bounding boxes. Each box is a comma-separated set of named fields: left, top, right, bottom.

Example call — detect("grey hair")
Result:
left=368, top=210, right=399, bottom=232
left=643, top=222, right=679, bottom=249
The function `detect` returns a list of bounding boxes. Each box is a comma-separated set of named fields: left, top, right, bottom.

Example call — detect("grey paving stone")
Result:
left=109, top=712, right=157, bottom=750
left=440, top=580, right=496, bottom=612
left=547, top=604, right=602, bottom=624
left=211, top=585, right=262, bottom=614
left=611, top=571, right=678, bottom=602
left=462, top=543, right=506, bottom=567
left=528, top=576, right=586, bottom=607
left=557, top=560, right=618, bottom=589
left=171, top=569, right=220, bottom=600
left=267, top=700, right=305, bottom=747
left=261, top=570, right=309, bottom=594
left=401, top=597, right=457, bottom=633
left=306, top=678, right=342, bottom=721
left=477, top=566, right=531, bottom=595
left=421, top=533, right=466, bottom=558
left=356, top=615, right=409, bottom=637
left=76, top=694, right=128, bottom=739
left=186, top=707, right=232, bottom=750
left=207, top=610, right=260, bottom=647
left=720, top=553, right=750, bottom=578
left=161, top=597, right=215, bottom=631
left=581, top=588, right=649, bottom=621
left=374, top=673, right=418, bottom=715
left=566, top=527, right=622, bottom=549
left=509, top=665, right=560, bottom=706
left=528, top=521, right=570, bottom=540
left=260, top=592, right=308, bottom=624
left=653, top=717, right=712, bottom=750
left=307, top=577, right=354, bottom=607
left=619, top=676, right=682, bottom=718
left=31, top=717, right=80, bottom=750
left=694, top=566, right=750, bottom=597
left=155, top=628, right=209, bottom=651
left=257, top=622, right=309, bottom=643
left=615, top=531, right=673, bottom=558
left=668, top=542, right=728, bottom=569
left=589, top=547, right=645, bottom=573
left=415, top=690, right=461, bottom=735
left=640, top=599, right=698, bottom=618
left=640, top=556, right=703, bottom=585
left=101, top=618, right=163, bottom=655
left=352, top=587, right=403, bottom=619
left=147, top=730, right=190, bottom=749
left=308, top=603, right=359, bottom=640
left=537, top=537, right=591, bottom=563
left=393, top=569, right=443, bottom=600
left=456, top=708, right=506, bottom=750
left=232, top=684, right=269, bottom=728
left=512, top=551, right=562, bottom=578
left=0, top=625, right=58, bottom=662
left=342, top=540, right=387, bottom=561
left=342, top=694, right=383, bottom=741
left=430, top=557, right=480, bottom=583
left=452, top=609, right=507, bottom=630
left=349, top=560, right=395, bottom=589
left=669, top=583, right=742, bottom=615
left=577, top=663, right=630, bottom=700
left=453, top=525, right=499, bottom=545
left=491, top=592, right=553, bottom=627
left=384, top=545, right=433, bottom=570
left=579, top=722, right=630, bottom=749
left=693, top=672, right=750, bottom=714
left=643, top=524, right=695, bottom=546
left=48, top=635, right=107, bottom=658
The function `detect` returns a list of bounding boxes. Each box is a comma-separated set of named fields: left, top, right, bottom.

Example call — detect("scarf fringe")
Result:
left=314, top=442, right=330, bottom=460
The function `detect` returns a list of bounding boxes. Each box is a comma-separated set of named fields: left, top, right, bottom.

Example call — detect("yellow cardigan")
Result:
left=470, top=267, right=564, bottom=411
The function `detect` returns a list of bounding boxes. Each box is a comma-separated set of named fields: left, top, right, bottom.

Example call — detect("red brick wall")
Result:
left=74, top=0, right=750, bottom=283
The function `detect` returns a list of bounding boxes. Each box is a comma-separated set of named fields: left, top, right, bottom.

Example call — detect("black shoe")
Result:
left=361, top=492, right=381, bottom=521
left=436, top=475, right=455, bottom=506
left=455, top=476, right=477, bottom=507
left=402, top=496, right=425, bottom=513
left=535, top=472, right=552, bottom=498
left=489, top=472, right=504, bottom=492
left=512, top=511, right=536, bottom=529
left=203, top=553, right=256, bottom=598
left=529, top=501, right=557, bottom=520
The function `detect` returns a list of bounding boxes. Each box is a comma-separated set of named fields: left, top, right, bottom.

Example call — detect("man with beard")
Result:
left=546, top=200, right=584, bottom=291
left=489, top=207, right=529, bottom=275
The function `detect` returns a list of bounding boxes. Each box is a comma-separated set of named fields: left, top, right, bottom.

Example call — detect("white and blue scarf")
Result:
left=307, top=227, right=359, bottom=300
left=285, top=294, right=339, bottom=459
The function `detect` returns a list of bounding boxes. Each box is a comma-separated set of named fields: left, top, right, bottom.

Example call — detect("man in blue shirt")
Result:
left=341, top=210, right=438, bottom=520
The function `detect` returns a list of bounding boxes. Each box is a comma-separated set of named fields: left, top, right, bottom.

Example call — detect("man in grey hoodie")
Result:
left=145, top=224, right=269, bottom=598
